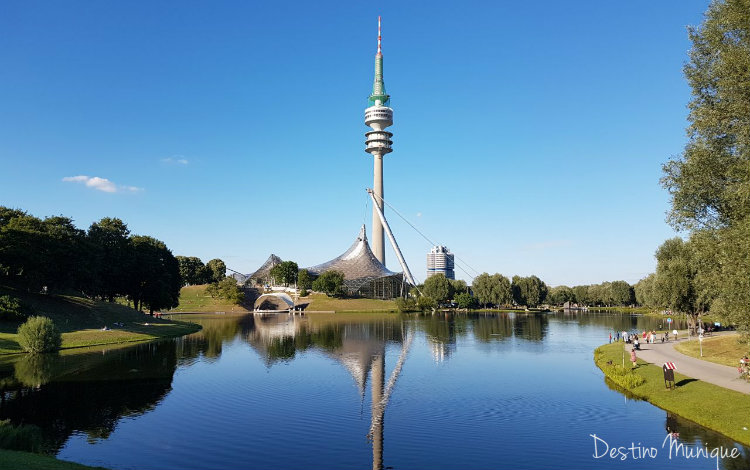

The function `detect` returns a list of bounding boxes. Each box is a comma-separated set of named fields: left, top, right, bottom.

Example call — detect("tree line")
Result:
left=1, top=207, right=208, bottom=314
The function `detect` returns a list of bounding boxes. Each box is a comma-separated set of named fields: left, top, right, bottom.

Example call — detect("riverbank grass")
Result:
left=0, top=449, right=106, bottom=470
left=594, top=342, right=750, bottom=446
left=0, top=287, right=200, bottom=355
left=674, top=334, right=749, bottom=368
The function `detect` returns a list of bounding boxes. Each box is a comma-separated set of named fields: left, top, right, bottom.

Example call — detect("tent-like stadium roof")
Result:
left=305, top=225, right=400, bottom=294
left=249, top=254, right=282, bottom=281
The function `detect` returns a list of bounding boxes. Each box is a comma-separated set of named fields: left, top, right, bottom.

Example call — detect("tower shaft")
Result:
left=364, top=16, right=393, bottom=266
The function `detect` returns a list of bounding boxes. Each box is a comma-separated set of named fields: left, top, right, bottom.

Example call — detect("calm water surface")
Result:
left=0, top=311, right=747, bottom=470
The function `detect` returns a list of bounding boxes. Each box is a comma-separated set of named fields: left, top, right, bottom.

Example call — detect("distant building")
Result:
left=426, top=246, right=455, bottom=280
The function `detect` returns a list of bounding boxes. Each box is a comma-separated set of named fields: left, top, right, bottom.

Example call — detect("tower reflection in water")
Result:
left=247, top=313, right=411, bottom=470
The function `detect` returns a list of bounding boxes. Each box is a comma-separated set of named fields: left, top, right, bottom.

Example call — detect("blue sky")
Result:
left=0, top=1, right=710, bottom=286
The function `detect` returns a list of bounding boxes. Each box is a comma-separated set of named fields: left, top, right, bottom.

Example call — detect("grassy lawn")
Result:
left=169, top=285, right=251, bottom=313
left=0, top=449, right=106, bottom=470
left=675, top=333, right=750, bottom=368
left=594, top=342, right=750, bottom=446
left=0, top=286, right=200, bottom=355
left=303, top=293, right=397, bottom=312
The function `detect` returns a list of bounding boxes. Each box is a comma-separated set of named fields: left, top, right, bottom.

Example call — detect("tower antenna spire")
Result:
left=377, top=16, right=382, bottom=55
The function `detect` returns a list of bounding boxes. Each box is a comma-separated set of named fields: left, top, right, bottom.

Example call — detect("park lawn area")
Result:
left=0, top=286, right=200, bottom=355
left=303, top=293, right=397, bottom=312
left=169, top=285, right=251, bottom=313
left=594, top=342, right=750, bottom=446
left=675, top=333, right=750, bottom=368
left=0, top=449, right=106, bottom=470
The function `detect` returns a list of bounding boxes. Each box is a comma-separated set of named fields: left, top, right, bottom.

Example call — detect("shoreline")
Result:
left=594, top=342, right=750, bottom=446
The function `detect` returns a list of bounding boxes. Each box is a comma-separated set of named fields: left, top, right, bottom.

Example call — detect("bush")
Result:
left=0, top=295, right=28, bottom=321
left=0, top=420, right=43, bottom=453
left=17, top=316, right=62, bottom=353
left=417, top=296, right=437, bottom=312
left=455, top=292, right=478, bottom=309
left=395, top=297, right=418, bottom=313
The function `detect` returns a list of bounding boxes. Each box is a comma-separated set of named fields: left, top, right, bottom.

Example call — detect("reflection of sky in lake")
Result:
left=0, top=311, right=746, bottom=470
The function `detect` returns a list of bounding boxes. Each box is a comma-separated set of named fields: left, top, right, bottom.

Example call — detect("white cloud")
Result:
left=161, top=156, right=189, bottom=165
left=62, top=175, right=142, bottom=193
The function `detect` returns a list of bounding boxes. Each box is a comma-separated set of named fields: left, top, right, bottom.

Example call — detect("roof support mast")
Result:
left=367, top=188, right=417, bottom=287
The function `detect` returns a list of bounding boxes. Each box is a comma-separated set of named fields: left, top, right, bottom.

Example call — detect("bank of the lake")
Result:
left=0, top=449, right=106, bottom=470
left=675, top=333, right=750, bottom=368
left=0, top=287, right=200, bottom=355
left=594, top=341, right=750, bottom=445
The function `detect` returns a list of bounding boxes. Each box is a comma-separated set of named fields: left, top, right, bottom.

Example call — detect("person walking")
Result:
left=630, top=348, right=637, bottom=369
left=609, top=332, right=612, bottom=344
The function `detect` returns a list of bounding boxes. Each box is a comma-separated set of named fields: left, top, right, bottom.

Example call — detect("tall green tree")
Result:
left=297, top=269, right=312, bottom=290
left=176, top=256, right=206, bottom=286
left=659, top=0, right=749, bottom=336
left=423, top=274, right=452, bottom=303
left=88, top=218, right=131, bottom=301
left=472, top=273, right=511, bottom=307
left=511, top=275, right=547, bottom=308
left=127, top=236, right=181, bottom=314
left=205, top=259, right=227, bottom=284
left=270, top=261, right=299, bottom=286
left=609, top=281, right=635, bottom=306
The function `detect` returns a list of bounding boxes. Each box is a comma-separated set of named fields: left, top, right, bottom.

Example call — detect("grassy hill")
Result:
left=302, top=293, right=398, bottom=312
left=169, top=285, right=254, bottom=313
left=0, top=286, right=200, bottom=354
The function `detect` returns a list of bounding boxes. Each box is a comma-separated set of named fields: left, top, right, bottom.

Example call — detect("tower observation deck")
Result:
left=365, top=16, right=394, bottom=265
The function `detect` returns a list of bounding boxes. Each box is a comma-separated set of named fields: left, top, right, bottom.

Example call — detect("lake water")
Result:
left=0, top=311, right=747, bottom=470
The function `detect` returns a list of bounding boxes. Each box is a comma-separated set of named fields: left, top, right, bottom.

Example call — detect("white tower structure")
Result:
left=364, top=16, right=393, bottom=266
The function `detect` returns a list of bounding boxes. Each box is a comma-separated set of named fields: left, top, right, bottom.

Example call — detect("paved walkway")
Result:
left=621, top=333, right=750, bottom=395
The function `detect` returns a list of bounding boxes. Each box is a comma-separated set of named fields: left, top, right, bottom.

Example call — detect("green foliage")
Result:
left=0, top=295, right=28, bottom=321
left=654, top=238, right=698, bottom=314
left=270, top=261, right=299, bottom=286
left=128, top=236, right=181, bottom=313
left=176, top=256, right=207, bottom=286
left=0, top=420, right=43, bottom=453
left=16, top=316, right=62, bottom=353
left=422, top=274, right=452, bottom=303
left=454, top=292, right=478, bottom=309
left=394, top=297, right=418, bottom=312
left=634, top=274, right=657, bottom=308
left=205, top=278, right=245, bottom=304
left=205, top=259, right=227, bottom=284
left=311, top=270, right=345, bottom=297
left=87, top=217, right=131, bottom=300
left=416, top=295, right=437, bottom=312
left=655, top=0, right=750, bottom=338
left=472, top=273, right=512, bottom=307
left=297, top=269, right=312, bottom=290
left=547, top=286, right=574, bottom=306
left=511, top=275, right=547, bottom=308
left=449, top=279, right=468, bottom=296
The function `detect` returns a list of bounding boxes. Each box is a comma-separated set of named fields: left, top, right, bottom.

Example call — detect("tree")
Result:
left=449, top=279, right=468, bottom=297
left=297, top=269, right=312, bottom=291
left=270, top=261, right=299, bottom=287
left=472, top=273, right=511, bottom=307
left=206, top=277, right=244, bottom=304
left=177, top=256, right=206, bottom=286
left=88, top=218, right=131, bottom=301
left=205, top=259, right=227, bottom=284
left=572, top=285, right=590, bottom=305
left=127, top=235, right=181, bottom=314
left=654, top=237, right=700, bottom=333
left=512, top=275, right=547, bottom=308
left=454, top=292, right=478, bottom=309
left=547, top=286, right=574, bottom=306
left=423, top=274, right=452, bottom=303
left=634, top=274, right=657, bottom=308
left=312, top=270, right=345, bottom=297
left=609, top=281, right=635, bottom=306
left=659, top=0, right=749, bottom=336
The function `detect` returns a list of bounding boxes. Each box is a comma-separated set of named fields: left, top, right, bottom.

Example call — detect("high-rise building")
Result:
left=426, top=246, right=455, bottom=280
left=364, top=16, right=393, bottom=266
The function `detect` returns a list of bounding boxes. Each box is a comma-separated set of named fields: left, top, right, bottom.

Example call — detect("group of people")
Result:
left=609, top=329, right=674, bottom=347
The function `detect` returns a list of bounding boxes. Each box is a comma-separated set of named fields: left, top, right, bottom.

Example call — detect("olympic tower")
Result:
left=364, top=16, right=393, bottom=266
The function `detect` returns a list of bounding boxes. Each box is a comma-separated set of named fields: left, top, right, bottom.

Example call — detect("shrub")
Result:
left=417, top=295, right=437, bottom=312
left=395, top=297, right=418, bottom=313
left=16, top=316, right=62, bottom=353
left=455, top=292, right=478, bottom=309
left=0, top=295, right=28, bottom=321
left=0, top=419, right=43, bottom=453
